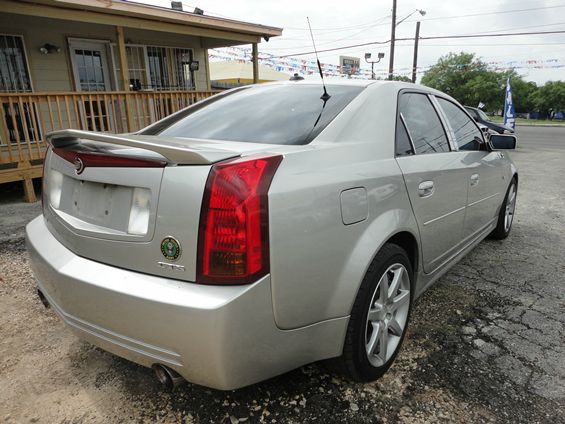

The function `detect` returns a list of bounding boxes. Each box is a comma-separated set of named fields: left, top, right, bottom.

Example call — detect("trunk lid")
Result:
left=42, top=130, right=253, bottom=281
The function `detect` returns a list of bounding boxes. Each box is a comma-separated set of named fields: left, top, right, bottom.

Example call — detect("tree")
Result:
left=421, top=52, right=501, bottom=108
left=392, top=75, right=412, bottom=82
left=421, top=52, right=562, bottom=114
left=421, top=53, right=542, bottom=113
left=499, top=71, right=537, bottom=113
left=533, top=81, right=565, bottom=114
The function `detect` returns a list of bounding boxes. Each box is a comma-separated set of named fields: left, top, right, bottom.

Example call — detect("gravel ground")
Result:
left=1, top=128, right=564, bottom=423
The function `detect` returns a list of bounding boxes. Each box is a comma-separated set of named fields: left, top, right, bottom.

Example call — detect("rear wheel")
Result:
left=489, top=178, right=517, bottom=240
left=335, top=243, right=413, bottom=381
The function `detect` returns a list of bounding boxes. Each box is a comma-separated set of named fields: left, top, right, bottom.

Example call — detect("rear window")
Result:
left=143, top=84, right=364, bottom=145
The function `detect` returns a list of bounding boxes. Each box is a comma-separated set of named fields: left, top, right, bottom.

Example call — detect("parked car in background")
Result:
left=27, top=80, right=518, bottom=390
left=465, top=106, right=515, bottom=134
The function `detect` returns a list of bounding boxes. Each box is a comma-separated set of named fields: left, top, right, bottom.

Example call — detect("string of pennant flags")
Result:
left=209, top=46, right=565, bottom=79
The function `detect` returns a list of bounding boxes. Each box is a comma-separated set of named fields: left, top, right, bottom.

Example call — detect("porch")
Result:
left=0, top=90, right=218, bottom=201
left=0, top=0, right=282, bottom=201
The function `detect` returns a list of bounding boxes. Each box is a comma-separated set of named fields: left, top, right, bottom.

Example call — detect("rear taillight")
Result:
left=41, top=147, right=49, bottom=208
left=197, top=155, right=282, bottom=285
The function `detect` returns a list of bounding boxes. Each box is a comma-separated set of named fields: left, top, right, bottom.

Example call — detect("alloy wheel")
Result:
left=504, top=182, right=517, bottom=233
left=365, top=263, right=411, bottom=367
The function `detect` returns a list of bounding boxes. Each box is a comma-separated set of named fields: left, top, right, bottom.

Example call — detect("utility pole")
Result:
left=411, top=21, right=421, bottom=83
left=388, top=0, right=397, bottom=80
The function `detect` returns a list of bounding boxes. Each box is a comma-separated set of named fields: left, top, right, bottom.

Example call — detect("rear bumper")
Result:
left=25, top=216, right=347, bottom=390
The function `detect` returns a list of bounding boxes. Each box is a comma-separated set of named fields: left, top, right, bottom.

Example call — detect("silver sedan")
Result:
left=26, top=80, right=518, bottom=390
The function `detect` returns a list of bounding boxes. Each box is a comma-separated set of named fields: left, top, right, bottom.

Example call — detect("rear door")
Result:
left=435, top=97, right=505, bottom=239
left=395, top=91, right=468, bottom=274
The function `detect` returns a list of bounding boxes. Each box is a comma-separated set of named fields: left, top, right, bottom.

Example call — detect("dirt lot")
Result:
left=1, top=127, right=564, bottom=423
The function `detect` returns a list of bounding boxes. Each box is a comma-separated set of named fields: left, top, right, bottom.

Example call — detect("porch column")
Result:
left=252, top=43, right=259, bottom=84
left=116, top=26, right=135, bottom=132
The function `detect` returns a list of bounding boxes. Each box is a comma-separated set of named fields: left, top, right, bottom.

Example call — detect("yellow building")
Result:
left=210, top=61, right=290, bottom=89
left=0, top=0, right=282, bottom=201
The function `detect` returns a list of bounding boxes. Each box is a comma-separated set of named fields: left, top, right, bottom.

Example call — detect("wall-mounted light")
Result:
left=189, top=61, right=199, bottom=71
left=39, top=43, right=60, bottom=54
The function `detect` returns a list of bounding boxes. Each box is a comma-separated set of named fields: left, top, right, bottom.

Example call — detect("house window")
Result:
left=111, top=44, right=149, bottom=90
left=0, top=35, right=32, bottom=92
left=172, top=48, right=195, bottom=90
left=147, top=46, right=170, bottom=90
left=112, top=44, right=195, bottom=91
left=0, top=34, right=39, bottom=145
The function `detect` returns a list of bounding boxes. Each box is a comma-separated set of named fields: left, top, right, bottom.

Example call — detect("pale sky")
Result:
left=143, top=0, right=565, bottom=84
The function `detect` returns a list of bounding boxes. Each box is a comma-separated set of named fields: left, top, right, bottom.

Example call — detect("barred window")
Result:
left=0, top=35, right=32, bottom=93
left=111, top=44, right=195, bottom=91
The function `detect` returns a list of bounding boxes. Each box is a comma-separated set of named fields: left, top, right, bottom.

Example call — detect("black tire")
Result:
left=489, top=177, right=518, bottom=240
left=333, top=243, right=414, bottom=382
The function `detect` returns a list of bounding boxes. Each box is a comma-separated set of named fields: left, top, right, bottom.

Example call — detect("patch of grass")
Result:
left=489, top=116, right=565, bottom=126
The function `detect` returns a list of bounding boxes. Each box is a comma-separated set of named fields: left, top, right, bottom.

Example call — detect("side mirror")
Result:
left=490, top=134, right=517, bottom=150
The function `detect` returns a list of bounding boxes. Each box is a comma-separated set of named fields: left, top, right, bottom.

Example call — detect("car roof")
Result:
left=263, top=78, right=444, bottom=92
left=232, top=79, right=462, bottom=108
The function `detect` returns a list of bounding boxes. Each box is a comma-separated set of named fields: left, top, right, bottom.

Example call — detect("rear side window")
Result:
left=398, top=93, right=450, bottom=154
left=145, top=85, right=364, bottom=145
left=395, top=116, right=413, bottom=156
left=437, top=98, right=484, bottom=151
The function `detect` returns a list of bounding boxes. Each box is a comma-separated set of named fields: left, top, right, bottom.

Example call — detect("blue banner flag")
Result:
left=503, top=76, right=516, bottom=129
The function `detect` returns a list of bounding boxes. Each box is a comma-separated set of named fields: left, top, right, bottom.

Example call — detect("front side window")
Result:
left=465, top=107, right=479, bottom=120
left=398, top=93, right=450, bottom=154
left=146, top=84, right=363, bottom=145
left=438, top=98, right=483, bottom=151
left=477, top=108, right=491, bottom=122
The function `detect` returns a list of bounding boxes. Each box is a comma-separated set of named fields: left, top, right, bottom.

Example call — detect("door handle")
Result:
left=470, top=173, right=480, bottom=187
left=418, top=180, right=434, bottom=197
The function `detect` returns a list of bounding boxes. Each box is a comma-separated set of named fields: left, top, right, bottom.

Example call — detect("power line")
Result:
left=272, top=29, right=565, bottom=58
left=403, top=4, right=565, bottom=24
left=265, top=19, right=565, bottom=51
left=266, top=16, right=565, bottom=52
left=285, top=16, right=391, bottom=32
left=283, top=3, right=565, bottom=32
left=395, top=42, right=565, bottom=47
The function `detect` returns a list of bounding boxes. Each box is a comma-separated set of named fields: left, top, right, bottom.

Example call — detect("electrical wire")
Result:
left=402, top=4, right=565, bottom=24
left=272, top=29, right=565, bottom=58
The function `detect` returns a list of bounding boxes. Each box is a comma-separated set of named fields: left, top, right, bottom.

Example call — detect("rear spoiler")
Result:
left=46, top=129, right=241, bottom=165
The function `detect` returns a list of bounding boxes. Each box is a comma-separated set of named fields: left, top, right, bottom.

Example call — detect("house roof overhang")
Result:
left=1, top=0, right=283, bottom=45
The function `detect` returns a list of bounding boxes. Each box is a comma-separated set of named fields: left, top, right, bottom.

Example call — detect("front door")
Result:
left=69, top=39, right=111, bottom=92
left=434, top=97, right=504, bottom=239
left=69, top=39, right=112, bottom=131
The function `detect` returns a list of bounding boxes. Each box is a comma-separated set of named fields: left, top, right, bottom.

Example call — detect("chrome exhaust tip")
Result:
left=37, top=289, right=50, bottom=308
left=152, top=364, right=185, bottom=389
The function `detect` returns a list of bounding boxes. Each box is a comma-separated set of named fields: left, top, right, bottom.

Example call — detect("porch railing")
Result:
left=0, top=90, right=219, bottom=201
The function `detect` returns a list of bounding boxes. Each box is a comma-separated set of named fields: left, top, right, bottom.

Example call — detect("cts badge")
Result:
left=160, top=236, right=181, bottom=261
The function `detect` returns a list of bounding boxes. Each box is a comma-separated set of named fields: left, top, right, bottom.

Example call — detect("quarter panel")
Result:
left=269, top=148, right=418, bottom=329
